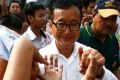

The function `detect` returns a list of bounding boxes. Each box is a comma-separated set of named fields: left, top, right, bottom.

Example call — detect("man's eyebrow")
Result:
left=55, top=19, right=65, bottom=22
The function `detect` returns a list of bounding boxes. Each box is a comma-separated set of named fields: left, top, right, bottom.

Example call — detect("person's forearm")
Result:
left=34, top=48, right=48, bottom=65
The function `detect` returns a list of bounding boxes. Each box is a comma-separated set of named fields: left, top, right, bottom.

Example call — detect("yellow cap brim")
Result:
left=98, top=9, right=120, bottom=18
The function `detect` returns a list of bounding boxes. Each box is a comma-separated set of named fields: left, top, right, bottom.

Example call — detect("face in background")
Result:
left=9, top=2, right=22, bottom=14
left=29, top=9, right=46, bottom=29
left=92, top=13, right=117, bottom=36
left=51, top=6, right=81, bottom=47
left=87, top=1, right=95, bottom=15
left=46, top=7, right=52, bottom=20
left=82, top=6, right=87, bottom=17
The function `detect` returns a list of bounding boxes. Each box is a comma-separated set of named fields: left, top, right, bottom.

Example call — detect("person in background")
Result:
left=0, top=14, right=22, bottom=34
left=0, top=25, right=20, bottom=80
left=87, top=0, right=96, bottom=15
left=8, top=0, right=22, bottom=15
left=22, top=2, right=52, bottom=79
left=0, top=3, right=23, bottom=78
left=45, top=1, right=53, bottom=35
left=81, top=0, right=96, bottom=27
left=22, top=2, right=52, bottom=49
left=78, top=0, right=120, bottom=79
left=81, top=0, right=90, bottom=19
left=8, top=0, right=29, bottom=35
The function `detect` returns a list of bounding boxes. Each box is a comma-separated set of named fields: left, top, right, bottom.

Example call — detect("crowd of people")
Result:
left=0, top=0, right=120, bottom=80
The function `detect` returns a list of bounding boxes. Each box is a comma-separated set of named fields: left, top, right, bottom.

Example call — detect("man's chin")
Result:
left=102, top=32, right=110, bottom=36
left=102, top=30, right=111, bottom=35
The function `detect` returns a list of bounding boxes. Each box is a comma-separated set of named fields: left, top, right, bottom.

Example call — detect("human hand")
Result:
left=31, top=62, right=40, bottom=80
left=42, top=65, right=63, bottom=80
left=34, top=48, right=48, bottom=65
left=78, top=47, right=105, bottom=79
left=39, top=55, right=63, bottom=80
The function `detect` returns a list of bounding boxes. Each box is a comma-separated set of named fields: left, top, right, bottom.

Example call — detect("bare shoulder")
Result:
left=13, top=37, right=36, bottom=51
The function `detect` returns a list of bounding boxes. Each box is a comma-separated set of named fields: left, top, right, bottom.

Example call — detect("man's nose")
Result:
left=64, top=26, right=71, bottom=34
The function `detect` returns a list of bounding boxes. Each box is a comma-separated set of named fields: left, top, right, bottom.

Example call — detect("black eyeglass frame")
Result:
left=52, top=21, right=81, bottom=31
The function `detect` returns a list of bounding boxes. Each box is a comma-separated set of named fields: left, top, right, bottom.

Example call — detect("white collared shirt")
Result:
left=22, top=27, right=52, bottom=49
left=0, top=39, right=10, bottom=61
left=0, top=25, right=20, bottom=60
left=39, top=39, right=118, bottom=80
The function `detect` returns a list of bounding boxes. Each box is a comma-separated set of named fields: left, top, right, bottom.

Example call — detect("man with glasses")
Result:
left=39, top=0, right=118, bottom=80
left=2, top=0, right=118, bottom=80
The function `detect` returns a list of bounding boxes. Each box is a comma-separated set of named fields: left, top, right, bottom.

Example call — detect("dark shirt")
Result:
left=78, top=22, right=120, bottom=71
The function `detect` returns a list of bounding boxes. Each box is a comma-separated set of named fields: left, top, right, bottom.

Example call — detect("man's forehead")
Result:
left=53, top=6, right=80, bottom=15
left=53, top=9, right=81, bottom=22
left=11, top=2, right=20, bottom=5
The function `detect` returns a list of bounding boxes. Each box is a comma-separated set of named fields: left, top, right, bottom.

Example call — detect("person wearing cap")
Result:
left=78, top=0, right=120, bottom=76
left=22, top=2, right=52, bottom=49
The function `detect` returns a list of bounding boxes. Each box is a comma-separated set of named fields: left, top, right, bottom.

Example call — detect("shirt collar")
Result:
left=85, top=22, right=113, bottom=39
left=52, top=39, right=78, bottom=59
left=27, top=27, right=37, bottom=40
left=85, top=22, right=96, bottom=38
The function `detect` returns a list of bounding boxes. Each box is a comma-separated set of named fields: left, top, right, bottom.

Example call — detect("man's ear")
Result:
left=28, top=15, right=33, bottom=23
left=48, top=20, right=53, bottom=29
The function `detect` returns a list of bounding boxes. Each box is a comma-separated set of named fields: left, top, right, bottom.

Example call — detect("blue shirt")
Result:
left=0, top=25, right=20, bottom=60
left=0, top=39, right=10, bottom=60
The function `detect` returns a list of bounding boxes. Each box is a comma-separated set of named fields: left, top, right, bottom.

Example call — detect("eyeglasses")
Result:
left=52, top=21, right=80, bottom=31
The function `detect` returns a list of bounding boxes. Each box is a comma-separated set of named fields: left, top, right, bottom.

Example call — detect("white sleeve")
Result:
left=0, top=39, right=9, bottom=61
left=96, top=67, right=118, bottom=80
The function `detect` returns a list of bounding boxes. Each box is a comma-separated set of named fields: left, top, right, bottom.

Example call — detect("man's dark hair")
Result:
left=82, top=0, right=90, bottom=8
left=0, top=14, right=22, bottom=31
left=24, top=2, right=45, bottom=24
left=9, top=0, right=22, bottom=12
left=52, top=0, right=82, bottom=19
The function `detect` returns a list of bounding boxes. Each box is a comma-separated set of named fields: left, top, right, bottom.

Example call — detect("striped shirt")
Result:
left=22, top=27, right=52, bottom=49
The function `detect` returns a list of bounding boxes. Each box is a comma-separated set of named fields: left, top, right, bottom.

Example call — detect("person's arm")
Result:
left=3, top=37, right=47, bottom=80
left=78, top=47, right=118, bottom=80
left=78, top=47, right=105, bottom=80
left=1, top=0, right=8, bottom=16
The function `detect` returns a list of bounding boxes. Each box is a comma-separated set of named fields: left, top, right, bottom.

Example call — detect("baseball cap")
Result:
left=94, top=0, right=120, bottom=18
